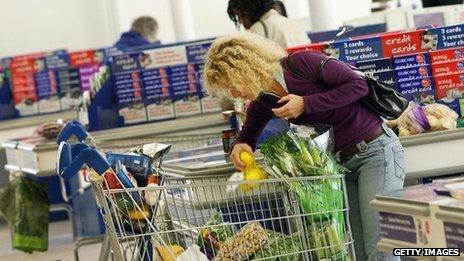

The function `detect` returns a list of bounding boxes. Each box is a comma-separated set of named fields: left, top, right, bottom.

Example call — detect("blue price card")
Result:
left=396, top=77, right=435, bottom=103
left=356, top=58, right=393, bottom=73
left=186, top=42, right=213, bottom=64
left=394, top=64, right=432, bottom=83
left=424, top=24, right=464, bottom=50
left=332, top=37, right=383, bottom=63
left=392, top=52, right=430, bottom=70
left=45, top=50, right=70, bottom=70
left=444, top=221, right=464, bottom=251
left=111, top=53, right=142, bottom=74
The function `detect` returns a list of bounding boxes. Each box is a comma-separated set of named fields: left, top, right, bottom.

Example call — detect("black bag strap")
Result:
left=285, top=52, right=335, bottom=83
left=258, top=20, right=269, bottom=38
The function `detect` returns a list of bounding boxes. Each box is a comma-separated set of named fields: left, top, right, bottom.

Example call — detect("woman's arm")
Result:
left=295, top=52, right=370, bottom=114
left=236, top=100, right=274, bottom=150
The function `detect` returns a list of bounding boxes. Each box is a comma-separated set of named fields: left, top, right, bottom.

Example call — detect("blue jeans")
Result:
left=342, top=124, right=405, bottom=261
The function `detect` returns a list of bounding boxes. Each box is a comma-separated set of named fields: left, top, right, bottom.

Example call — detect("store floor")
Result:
left=0, top=219, right=102, bottom=261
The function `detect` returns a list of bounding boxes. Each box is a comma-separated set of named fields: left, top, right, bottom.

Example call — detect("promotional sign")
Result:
left=169, top=64, right=202, bottom=117
left=10, top=56, right=38, bottom=116
left=287, top=42, right=327, bottom=54
left=331, top=37, right=383, bottom=63
left=443, top=221, right=464, bottom=251
left=432, top=60, right=464, bottom=77
left=430, top=47, right=464, bottom=64
left=141, top=66, right=175, bottom=121
left=392, top=52, right=430, bottom=70
left=437, top=98, right=463, bottom=118
left=425, top=24, right=464, bottom=50
left=69, top=49, right=105, bottom=91
left=356, top=58, right=393, bottom=73
left=381, top=31, right=426, bottom=57
left=111, top=53, right=147, bottom=124
left=34, top=56, right=60, bottom=113
left=394, top=65, right=432, bottom=83
left=433, top=73, right=464, bottom=100
left=186, top=42, right=221, bottom=113
left=396, top=77, right=435, bottom=103
left=379, top=211, right=417, bottom=244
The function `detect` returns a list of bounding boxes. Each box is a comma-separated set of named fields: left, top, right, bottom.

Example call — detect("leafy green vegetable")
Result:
left=252, top=231, right=302, bottom=261
left=197, top=212, right=234, bottom=259
left=260, top=131, right=348, bottom=259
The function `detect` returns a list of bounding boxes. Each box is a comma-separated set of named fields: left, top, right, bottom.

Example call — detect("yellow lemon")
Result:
left=239, top=151, right=254, bottom=166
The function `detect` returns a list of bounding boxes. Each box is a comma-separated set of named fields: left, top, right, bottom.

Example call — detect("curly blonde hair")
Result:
left=203, top=32, right=286, bottom=99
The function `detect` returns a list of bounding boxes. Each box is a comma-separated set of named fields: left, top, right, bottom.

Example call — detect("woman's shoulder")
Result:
left=288, top=50, right=326, bottom=67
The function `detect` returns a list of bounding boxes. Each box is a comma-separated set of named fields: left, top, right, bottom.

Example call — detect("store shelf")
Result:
left=0, top=110, right=76, bottom=131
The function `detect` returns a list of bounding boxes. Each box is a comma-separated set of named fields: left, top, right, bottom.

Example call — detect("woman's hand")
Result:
left=230, top=143, right=253, bottom=171
left=272, top=94, right=305, bottom=119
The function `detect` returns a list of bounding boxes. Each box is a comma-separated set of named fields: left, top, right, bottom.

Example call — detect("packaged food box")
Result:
left=433, top=73, right=464, bottom=100
left=392, top=52, right=430, bottom=70
left=356, top=58, right=393, bottom=73
left=394, top=65, right=431, bottom=83
left=432, top=60, right=464, bottom=77
left=395, top=77, right=435, bottom=103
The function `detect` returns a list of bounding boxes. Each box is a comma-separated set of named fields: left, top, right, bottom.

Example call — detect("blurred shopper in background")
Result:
left=114, top=16, right=160, bottom=51
left=227, top=0, right=308, bottom=48
left=273, top=0, right=288, bottom=17
left=226, top=0, right=310, bottom=146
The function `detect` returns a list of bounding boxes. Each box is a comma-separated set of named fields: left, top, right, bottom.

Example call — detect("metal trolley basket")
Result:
left=58, top=129, right=355, bottom=260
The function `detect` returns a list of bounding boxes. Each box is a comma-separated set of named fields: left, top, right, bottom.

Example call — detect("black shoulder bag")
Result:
left=285, top=53, right=409, bottom=120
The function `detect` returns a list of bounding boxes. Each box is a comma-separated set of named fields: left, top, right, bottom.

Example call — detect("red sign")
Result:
left=69, top=50, right=104, bottom=67
left=430, top=47, right=464, bottom=64
left=286, top=42, right=327, bottom=54
left=433, top=73, right=464, bottom=99
left=381, top=31, right=426, bottom=57
left=432, top=60, right=464, bottom=77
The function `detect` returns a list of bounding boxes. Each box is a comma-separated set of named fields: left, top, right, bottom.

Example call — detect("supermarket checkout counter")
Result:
left=372, top=180, right=464, bottom=260
left=1, top=113, right=228, bottom=177
left=0, top=111, right=77, bottom=187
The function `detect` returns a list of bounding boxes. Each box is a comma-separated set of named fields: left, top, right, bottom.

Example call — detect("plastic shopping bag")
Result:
left=12, top=177, right=49, bottom=253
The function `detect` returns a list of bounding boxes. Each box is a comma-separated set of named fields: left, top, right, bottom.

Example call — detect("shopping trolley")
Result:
left=56, top=122, right=355, bottom=260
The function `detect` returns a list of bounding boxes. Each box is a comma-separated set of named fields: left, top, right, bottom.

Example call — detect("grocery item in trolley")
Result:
left=260, top=129, right=349, bottom=259
left=216, top=222, right=269, bottom=260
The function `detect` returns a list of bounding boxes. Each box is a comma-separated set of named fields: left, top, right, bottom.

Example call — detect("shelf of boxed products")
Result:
left=371, top=179, right=464, bottom=259
left=1, top=112, right=228, bottom=177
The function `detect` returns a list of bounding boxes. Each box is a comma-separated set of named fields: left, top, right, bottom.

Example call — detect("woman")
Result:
left=226, top=0, right=309, bottom=145
left=203, top=32, right=405, bottom=261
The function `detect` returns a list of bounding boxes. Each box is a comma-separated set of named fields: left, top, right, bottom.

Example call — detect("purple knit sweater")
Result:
left=237, top=51, right=383, bottom=152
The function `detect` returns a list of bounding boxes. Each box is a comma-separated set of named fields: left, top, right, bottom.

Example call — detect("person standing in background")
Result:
left=227, top=0, right=308, bottom=48
left=114, top=16, right=160, bottom=51
left=273, top=0, right=288, bottom=17
left=225, top=0, right=310, bottom=145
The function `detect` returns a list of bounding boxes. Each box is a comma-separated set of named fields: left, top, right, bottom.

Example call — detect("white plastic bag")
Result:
left=176, top=245, right=208, bottom=261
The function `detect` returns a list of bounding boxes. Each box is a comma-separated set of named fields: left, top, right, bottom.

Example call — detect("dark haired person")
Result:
left=273, top=0, right=288, bottom=17
left=114, top=16, right=160, bottom=51
left=227, top=0, right=308, bottom=48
